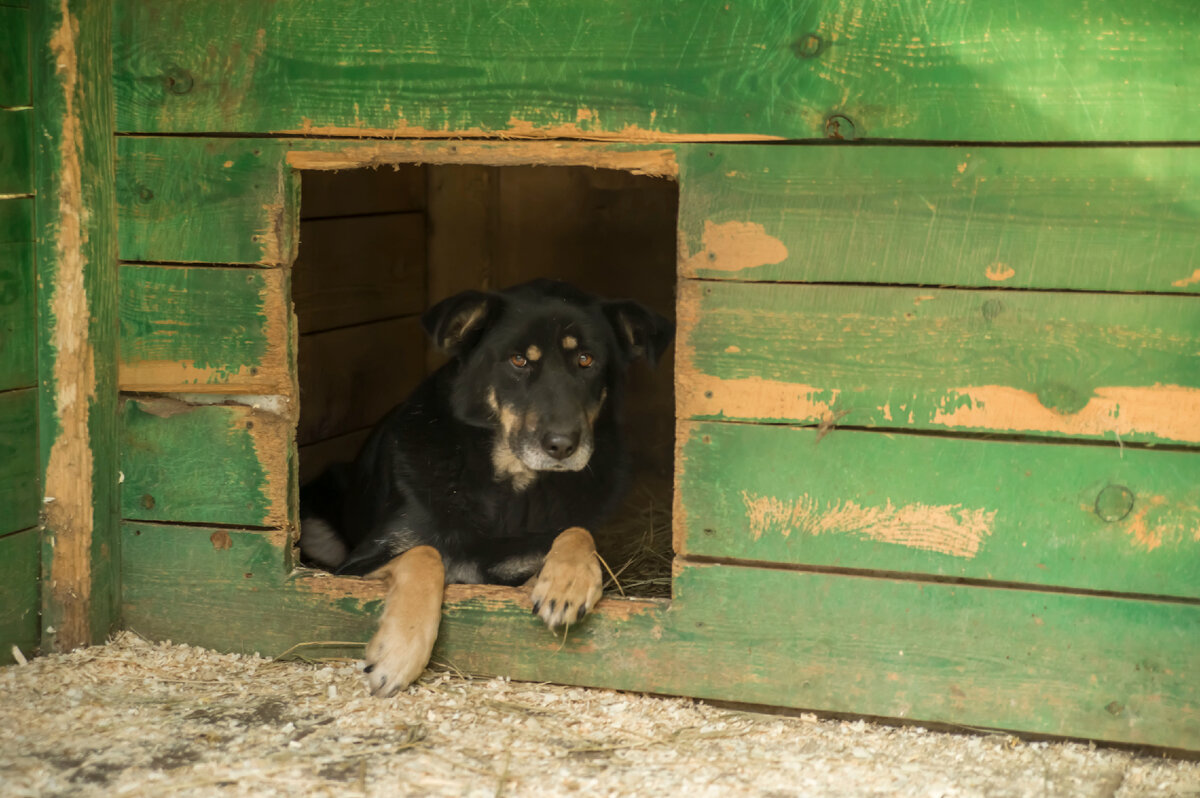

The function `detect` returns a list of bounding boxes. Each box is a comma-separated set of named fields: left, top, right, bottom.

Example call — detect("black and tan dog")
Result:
left=299, top=280, right=673, bottom=696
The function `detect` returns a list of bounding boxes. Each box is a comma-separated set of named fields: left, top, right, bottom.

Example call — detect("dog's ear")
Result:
left=422, top=290, right=502, bottom=355
left=601, top=300, right=674, bottom=366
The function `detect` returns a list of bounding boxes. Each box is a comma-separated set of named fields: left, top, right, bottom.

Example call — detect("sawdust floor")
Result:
left=2, top=633, right=1196, bottom=798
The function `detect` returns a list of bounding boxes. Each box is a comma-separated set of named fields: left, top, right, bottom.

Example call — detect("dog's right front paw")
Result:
left=364, top=620, right=437, bottom=697
left=362, top=545, right=445, bottom=697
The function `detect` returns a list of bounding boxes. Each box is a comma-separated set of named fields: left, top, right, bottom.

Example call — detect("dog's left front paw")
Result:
left=530, top=527, right=603, bottom=629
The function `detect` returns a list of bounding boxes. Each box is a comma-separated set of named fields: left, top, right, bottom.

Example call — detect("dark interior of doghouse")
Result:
left=293, top=164, right=678, bottom=597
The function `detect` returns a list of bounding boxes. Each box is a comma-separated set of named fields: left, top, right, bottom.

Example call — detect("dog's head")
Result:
left=423, top=280, right=673, bottom=486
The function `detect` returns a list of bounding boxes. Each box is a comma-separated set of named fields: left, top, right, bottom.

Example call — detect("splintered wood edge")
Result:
left=286, top=141, right=679, bottom=178
left=292, top=572, right=666, bottom=620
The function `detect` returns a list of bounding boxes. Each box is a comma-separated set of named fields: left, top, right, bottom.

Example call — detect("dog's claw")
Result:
left=529, top=528, right=603, bottom=632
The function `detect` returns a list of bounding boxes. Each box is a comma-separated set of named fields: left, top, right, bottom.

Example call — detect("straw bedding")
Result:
left=2, top=633, right=1196, bottom=797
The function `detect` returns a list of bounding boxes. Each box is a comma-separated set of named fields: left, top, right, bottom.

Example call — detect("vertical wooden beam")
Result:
left=33, top=0, right=119, bottom=651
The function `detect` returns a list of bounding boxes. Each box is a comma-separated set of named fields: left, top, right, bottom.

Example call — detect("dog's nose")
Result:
left=541, top=431, right=579, bottom=460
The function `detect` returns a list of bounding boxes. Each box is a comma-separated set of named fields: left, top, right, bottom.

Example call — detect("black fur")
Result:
left=299, top=279, right=673, bottom=585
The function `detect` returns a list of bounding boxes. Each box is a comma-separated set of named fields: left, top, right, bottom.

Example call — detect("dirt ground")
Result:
left=1, top=634, right=1196, bottom=797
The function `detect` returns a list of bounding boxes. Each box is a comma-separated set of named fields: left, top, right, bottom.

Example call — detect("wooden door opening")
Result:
left=293, top=163, right=678, bottom=597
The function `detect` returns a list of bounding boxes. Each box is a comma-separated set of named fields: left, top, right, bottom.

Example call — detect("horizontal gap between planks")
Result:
left=0, top=384, right=35, bottom=398
left=119, top=260, right=277, bottom=270
left=0, top=192, right=34, bottom=201
left=123, top=518, right=281, bottom=534
left=687, top=417, right=1200, bottom=454
left=299, top=209, right=426, bottom=223
left=0, top=525, right=38, bottom=541
left=298, top=311, right=423, bottom=338
left=297, top=424, right=374, bottom=449
left=687, top=276, right=1200, bottom=301
left=112, top=131, right=1200, bottom=149
left=677, top=555, right=1200, bottom=607
left=118, top=390, right=285, bottom=408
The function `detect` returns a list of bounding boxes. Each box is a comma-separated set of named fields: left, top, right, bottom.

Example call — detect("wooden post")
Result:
left=33, top=0, right=120, bottom=651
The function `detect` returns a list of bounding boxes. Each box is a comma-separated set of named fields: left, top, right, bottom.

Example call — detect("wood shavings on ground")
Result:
left=1, top=633, right=1196, bottom=797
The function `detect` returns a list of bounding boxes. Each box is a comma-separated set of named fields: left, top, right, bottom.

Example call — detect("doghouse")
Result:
left=2, top=1, right=1197, bottom=751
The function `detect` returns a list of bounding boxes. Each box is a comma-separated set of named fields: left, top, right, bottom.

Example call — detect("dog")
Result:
left=298, top=279, right=673, bottom=697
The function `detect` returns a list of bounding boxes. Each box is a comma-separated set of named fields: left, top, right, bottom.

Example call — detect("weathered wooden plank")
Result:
left=0, top=6, right=30, bottom=108
left=0, top=388, right=37, bottom=536
left=298, top=316, right=425, bottom=445
left=0, top=527, right=39, bottom=665
left=676, top=421, right=1200, bottom=599
left=120, top=397, right=291, bottom=528
left=118, top=264, right=291, bottom=393
left=119, top=523, right=1200, bottom=749
left=293, top=213, right=426, bottom=334
left=0, top=109, right=32, bottom=194
left=677, top=281, right=1200, bottom=446
left=34, top=0, right=121, bottom=651
left=112, top=0, right=1200, bottom=142
left=425, top=165, right=495, bottom=371
left=116, top=136, right=297, bottom=265
left=300, top=165, right=426, bottom=220
left=298, top=427, right=370, bottom=486
left=680, top=146, right=1200, bottom=294
left=0, top=198, right=34, bottom=391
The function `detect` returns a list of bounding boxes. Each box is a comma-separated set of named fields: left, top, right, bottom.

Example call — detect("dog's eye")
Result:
left=509, top=353, right=528, bottom=368
left=577, top=352, right=594, bottom=368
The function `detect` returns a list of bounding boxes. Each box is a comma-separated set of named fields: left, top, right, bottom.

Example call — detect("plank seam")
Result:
left=111, top=132, right=1200, bottom=148
left=0, top=525, right=37, bottom=541
left=122, top=519, right=282, bottom=533
left=680, top=419, right=1200, bottom=454
left=297, top=425, right=375, bottom=449
left=299, top=209, right=426, bottom=223
left=119, top=260, right=277, bottom=270
left=678, top=554, right=1200, bottom=606
left=298, top=312, right=423, bottom=338
left=686, top=277, right=1200, bottom=300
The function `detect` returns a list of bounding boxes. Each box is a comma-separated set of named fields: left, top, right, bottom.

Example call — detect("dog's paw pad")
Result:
left=530, top=529, right=603, bottom=630
left=363, top=621, right=436, bottom=698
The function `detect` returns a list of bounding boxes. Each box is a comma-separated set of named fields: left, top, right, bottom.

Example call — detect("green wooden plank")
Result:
left=116, top=136, right=296, bottom=265
left=0, top=109, right=32, bottom=194
left=678, top=280, right=1200, bottom=446
left=119, top=264, right=291, bottom=393
left=112, top=0, right=1200, bottom=142
left=677, top=421, right=1200, bottom=599
left=0, top=527, right=40, bottom=665
left=680, top=146, right=1200, bottom=293
left=119, top=522, right=1200, bottom=749
left=121, top=523, right=370, bottom=653
left=0, top=199, right=34, bottom=391
left=0, top=388, right=37, bottom=536
left=0, top=6, right=30, bottom=108
left=120, top=397, right=291, bottom=528
left=33, top=0, right=121, bottom=651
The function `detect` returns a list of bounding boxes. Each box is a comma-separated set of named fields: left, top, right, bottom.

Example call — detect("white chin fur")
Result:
left=517, top=441, right=593, bottom=473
